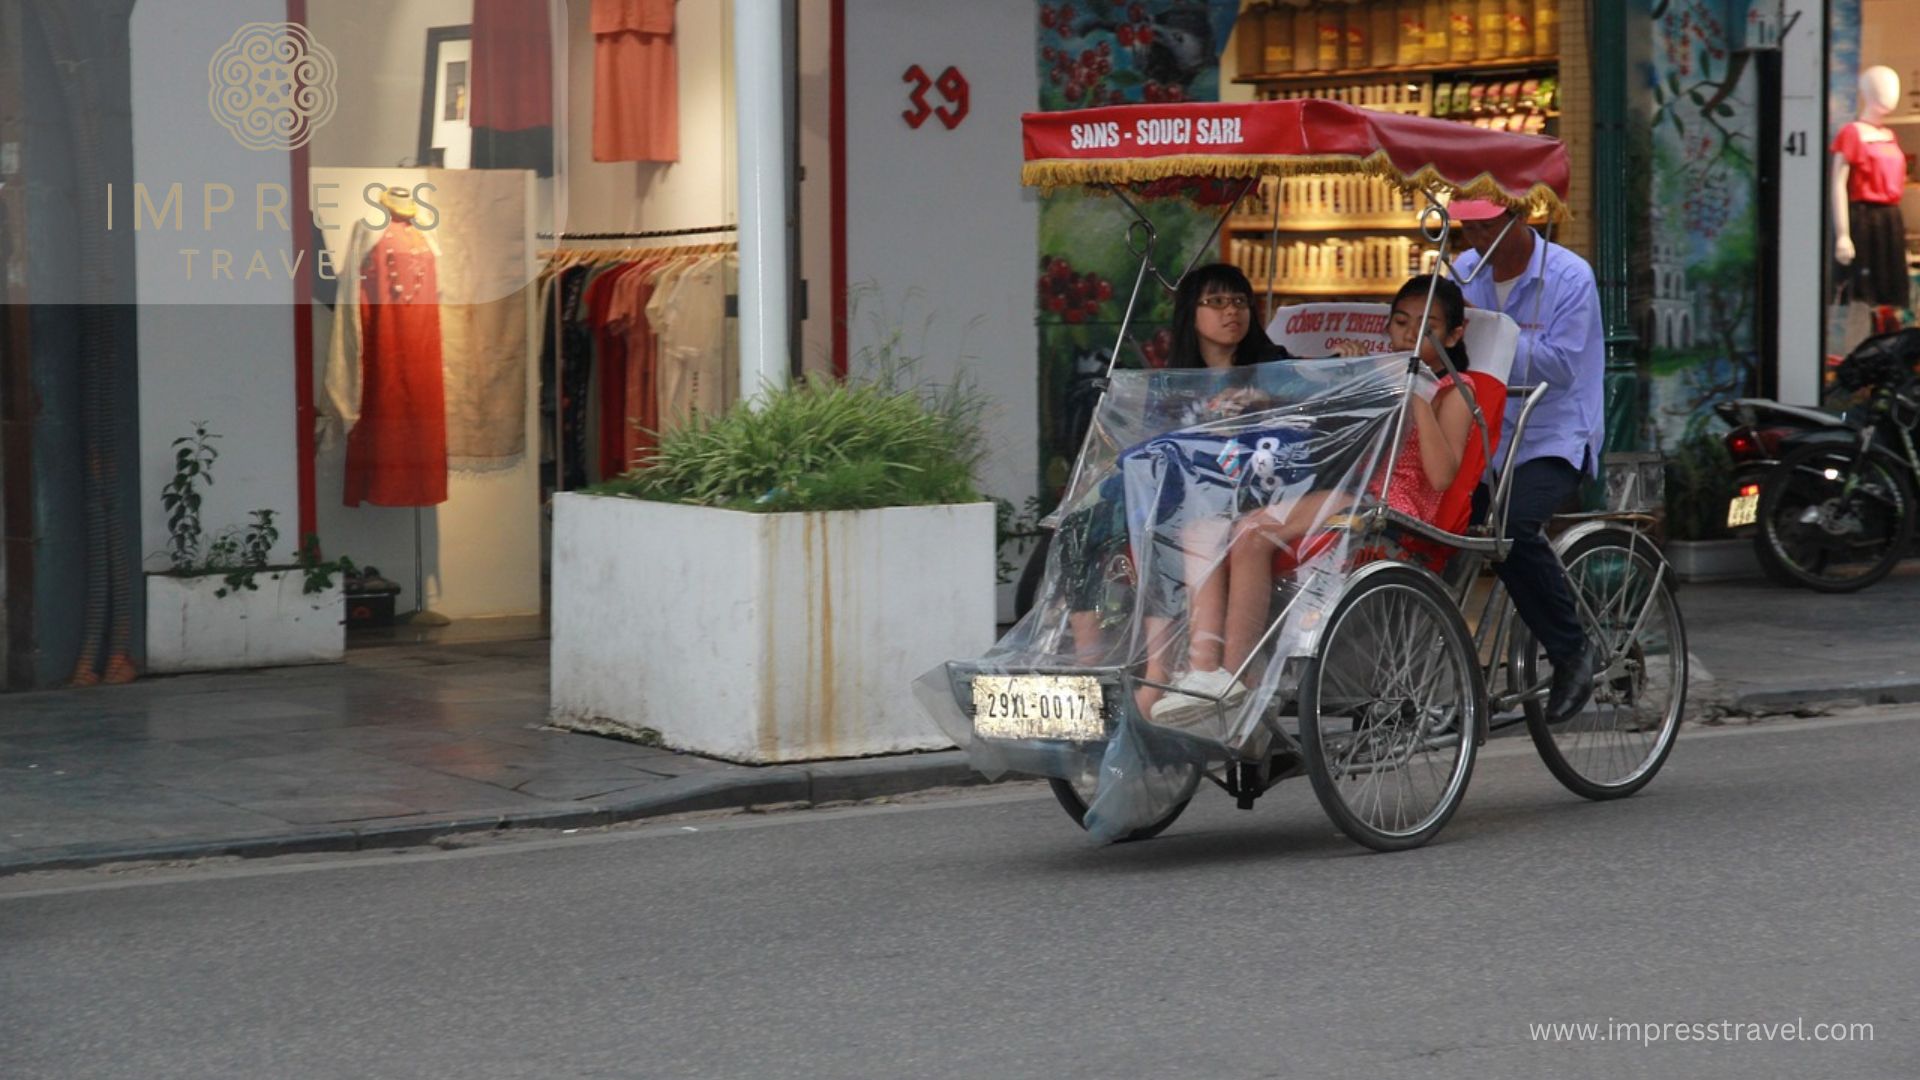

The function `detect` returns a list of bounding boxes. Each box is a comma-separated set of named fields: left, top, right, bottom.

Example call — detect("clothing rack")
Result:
left=536, top=224, right=737, bottom=241
left=540, top=234, right=738, bottom=498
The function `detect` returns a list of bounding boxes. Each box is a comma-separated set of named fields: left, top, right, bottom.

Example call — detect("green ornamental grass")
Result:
left=590, top=373, right=987, bottom=513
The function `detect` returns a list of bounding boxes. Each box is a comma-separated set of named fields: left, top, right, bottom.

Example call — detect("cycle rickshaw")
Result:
left=916, top=99, right=1686, bottom=851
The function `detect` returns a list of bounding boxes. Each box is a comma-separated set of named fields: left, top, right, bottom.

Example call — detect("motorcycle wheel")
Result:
left=1755, top=441, right=1916, bottom=593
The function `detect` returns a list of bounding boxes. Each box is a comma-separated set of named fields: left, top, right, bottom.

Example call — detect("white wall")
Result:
left=308, top=0, right=476, bottom=170
left=560, top=0, right=736, bottom=233
left=842, top=0, right=1040, bottom=524
left=132, top=0, right=298, bottom=568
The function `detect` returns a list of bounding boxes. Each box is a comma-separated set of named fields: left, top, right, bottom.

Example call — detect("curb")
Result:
left=1707, top=677, right=1920, bottom=718
left=0, top=751, right=995, bottom=877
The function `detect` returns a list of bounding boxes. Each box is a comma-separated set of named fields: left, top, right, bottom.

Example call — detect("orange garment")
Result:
left=593, top=0, right=678, bottom=162
left=608, top=257, right=668, bottom=468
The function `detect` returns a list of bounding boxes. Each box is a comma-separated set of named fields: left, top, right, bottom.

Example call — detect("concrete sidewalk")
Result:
left=3, top=564, right=1917, bottom=874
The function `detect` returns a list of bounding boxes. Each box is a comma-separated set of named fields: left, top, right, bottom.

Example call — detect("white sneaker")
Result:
left=1149, top=669, right=1249, bottom=731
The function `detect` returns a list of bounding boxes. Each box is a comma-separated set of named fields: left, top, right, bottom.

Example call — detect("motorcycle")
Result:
left=1715, top=328, right=1920, bottom=592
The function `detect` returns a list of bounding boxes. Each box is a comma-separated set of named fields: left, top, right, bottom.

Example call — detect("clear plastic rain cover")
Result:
left=917, top=353, right=1419, bottom=842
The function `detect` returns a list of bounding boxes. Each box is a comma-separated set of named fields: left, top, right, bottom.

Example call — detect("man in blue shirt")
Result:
left=1449, top=199, right=1605, bottom=721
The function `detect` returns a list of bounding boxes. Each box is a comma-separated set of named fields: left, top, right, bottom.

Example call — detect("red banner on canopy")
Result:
left=1022, top=99, right=1571, bottom=219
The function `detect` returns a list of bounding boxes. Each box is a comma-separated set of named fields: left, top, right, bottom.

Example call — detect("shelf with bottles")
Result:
left=1255, top=282, right=1403, bottom=297
left=1235, top=54, right=1558, bottom=88
left=1228, top=234, right=1444, bottom=297
left=1233, top=1, right=1562, bottom=84
left=1227, top=174, right=1429, bottom=232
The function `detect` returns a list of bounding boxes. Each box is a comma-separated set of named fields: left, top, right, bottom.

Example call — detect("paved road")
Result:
left=4, top=710, right=1916, bottom=1080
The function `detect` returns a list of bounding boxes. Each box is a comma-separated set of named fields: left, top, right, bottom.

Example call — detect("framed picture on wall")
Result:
left=415, top=26, right=472, bottom=170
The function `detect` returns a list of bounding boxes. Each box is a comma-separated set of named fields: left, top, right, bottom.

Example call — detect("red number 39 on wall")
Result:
left=903, top=65, right=970, bottom=131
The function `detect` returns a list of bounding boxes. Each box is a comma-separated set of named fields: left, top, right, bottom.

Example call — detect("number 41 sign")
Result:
left=903, top=65, right=970, bottom=130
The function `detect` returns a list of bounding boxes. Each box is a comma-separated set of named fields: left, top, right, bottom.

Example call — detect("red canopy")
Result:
left=1023, top=99, right=1571, bottom=220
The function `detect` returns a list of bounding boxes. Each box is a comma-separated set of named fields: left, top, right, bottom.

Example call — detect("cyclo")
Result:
left=918, top=99, right=1687, bottom=851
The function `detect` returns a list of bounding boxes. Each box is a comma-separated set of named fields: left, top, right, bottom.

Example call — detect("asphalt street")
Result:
left=4, top=709, right=1917, bottom=1080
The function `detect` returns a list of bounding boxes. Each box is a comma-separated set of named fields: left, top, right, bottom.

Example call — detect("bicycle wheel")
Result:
left=1514, top=528, right=1686, bottom=800
left=1298, top=565, right=1484, bottom=852
left=1047, top=766, right=1199, bottom=843
left=1755, top=441, right=1916, bottom=593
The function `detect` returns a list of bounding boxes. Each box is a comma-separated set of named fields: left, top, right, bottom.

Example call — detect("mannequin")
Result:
left=1832, top=66, right=1911, bottom=308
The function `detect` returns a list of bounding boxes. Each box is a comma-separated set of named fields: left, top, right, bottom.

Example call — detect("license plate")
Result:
left=1726, top=492, right=1759, bottom=528
left=972, top=675, right=1105, bottom=741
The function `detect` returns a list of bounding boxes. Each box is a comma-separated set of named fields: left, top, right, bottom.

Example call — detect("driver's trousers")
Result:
left=1471, top=457, right=1586, bottom=664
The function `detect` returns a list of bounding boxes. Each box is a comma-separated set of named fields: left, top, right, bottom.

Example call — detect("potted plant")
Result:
left=548, top=371, right=997, bottom=763
left=146, top=423, right=354, bottom=673
left=1661, top=433, right=1760, bottom=582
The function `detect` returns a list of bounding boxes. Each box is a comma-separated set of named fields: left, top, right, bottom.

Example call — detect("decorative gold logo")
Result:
left=207, top=22, right=337, bottom=151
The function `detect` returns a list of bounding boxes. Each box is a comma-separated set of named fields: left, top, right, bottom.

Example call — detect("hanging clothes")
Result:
left=537, top=241, right=739, bottom=491
left=650, top=252, right=732, bottom=429
left=586, top=262, right=643, bottom=478
left=593, top=0, right=679, bottom=162
left=607, top=255, right=670, bottom=469
left=327, top=217, right=450, bottom=507
left=539, top=264, right=596, bottom=491
left=471, top=0, right=556, bottom=176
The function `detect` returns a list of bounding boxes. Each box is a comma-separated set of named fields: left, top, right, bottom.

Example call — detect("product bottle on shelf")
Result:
left=1397, top=0, right=1426, bottom=66
left=1323, top=1, right=1352, bottom=71
left=1319, top=2, right=1348, bottom=71
left=1423, top=0, right=1449, bottom=62
left=1293, top=0, right=1322, bottom=71
left=1447, top=0, right=1477, bottom=62
left=1262, top=3, right=1294, bottom=74
left=1504, top=0, right=1532, bottom=56
left=1346, top=1, right=1371, bottom=69
left=1237, top=3, right=1266, bottom=76
left=1534, top=0, right=1558, bottom=56
left=1370, top=1, right=1398, bottom=67
left=1476, top=0, right=1505, bottom=58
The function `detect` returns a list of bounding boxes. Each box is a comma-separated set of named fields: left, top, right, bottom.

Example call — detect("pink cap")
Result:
left=1447, top=198, right=1512, bottom=222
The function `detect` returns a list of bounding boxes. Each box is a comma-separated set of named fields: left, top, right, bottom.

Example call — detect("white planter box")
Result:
left=550, top=494, right=996, bottom=763
left=146, top=571, right=345, bottom=674
left=1665, top=538, right=1762, bottom=583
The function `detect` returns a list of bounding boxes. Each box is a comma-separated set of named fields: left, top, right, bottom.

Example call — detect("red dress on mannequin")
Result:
left=345, top=219, right=449, bottom=507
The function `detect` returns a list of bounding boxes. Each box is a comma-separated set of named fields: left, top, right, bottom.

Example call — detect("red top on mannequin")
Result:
left=1832, top=122, right=1908, bottom=205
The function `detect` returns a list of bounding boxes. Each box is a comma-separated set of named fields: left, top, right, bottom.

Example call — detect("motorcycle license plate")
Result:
left=972, top=675, right=1105, bottom=740
left=1726, top=492, right=1759, bottom=528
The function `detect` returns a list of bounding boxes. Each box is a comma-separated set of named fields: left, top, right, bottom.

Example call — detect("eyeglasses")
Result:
left=1196, top=294, right=1251, bottom=311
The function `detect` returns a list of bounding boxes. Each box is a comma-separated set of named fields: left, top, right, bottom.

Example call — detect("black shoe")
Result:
left=1546, top=644, right=1595, bottom=723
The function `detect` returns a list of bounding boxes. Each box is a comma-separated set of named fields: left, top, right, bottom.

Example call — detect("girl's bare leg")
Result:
left=1068, top=610, right=1107, bottom=667
left=1221, top=492, right=1353, bottom=676
left=1137, top=615, right=1177, bottom=716
left=1182, top=518, right=1231, bottom=672
left=1223, top=530, right=1277, bottom=678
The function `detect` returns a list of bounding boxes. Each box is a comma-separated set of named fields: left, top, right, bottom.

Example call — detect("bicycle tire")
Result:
left=1298, top=564, right=1484, bottom=852
left=1047, top=772, right=1196, bottom=843
left=1514, top=527, right=1686, bottom=800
